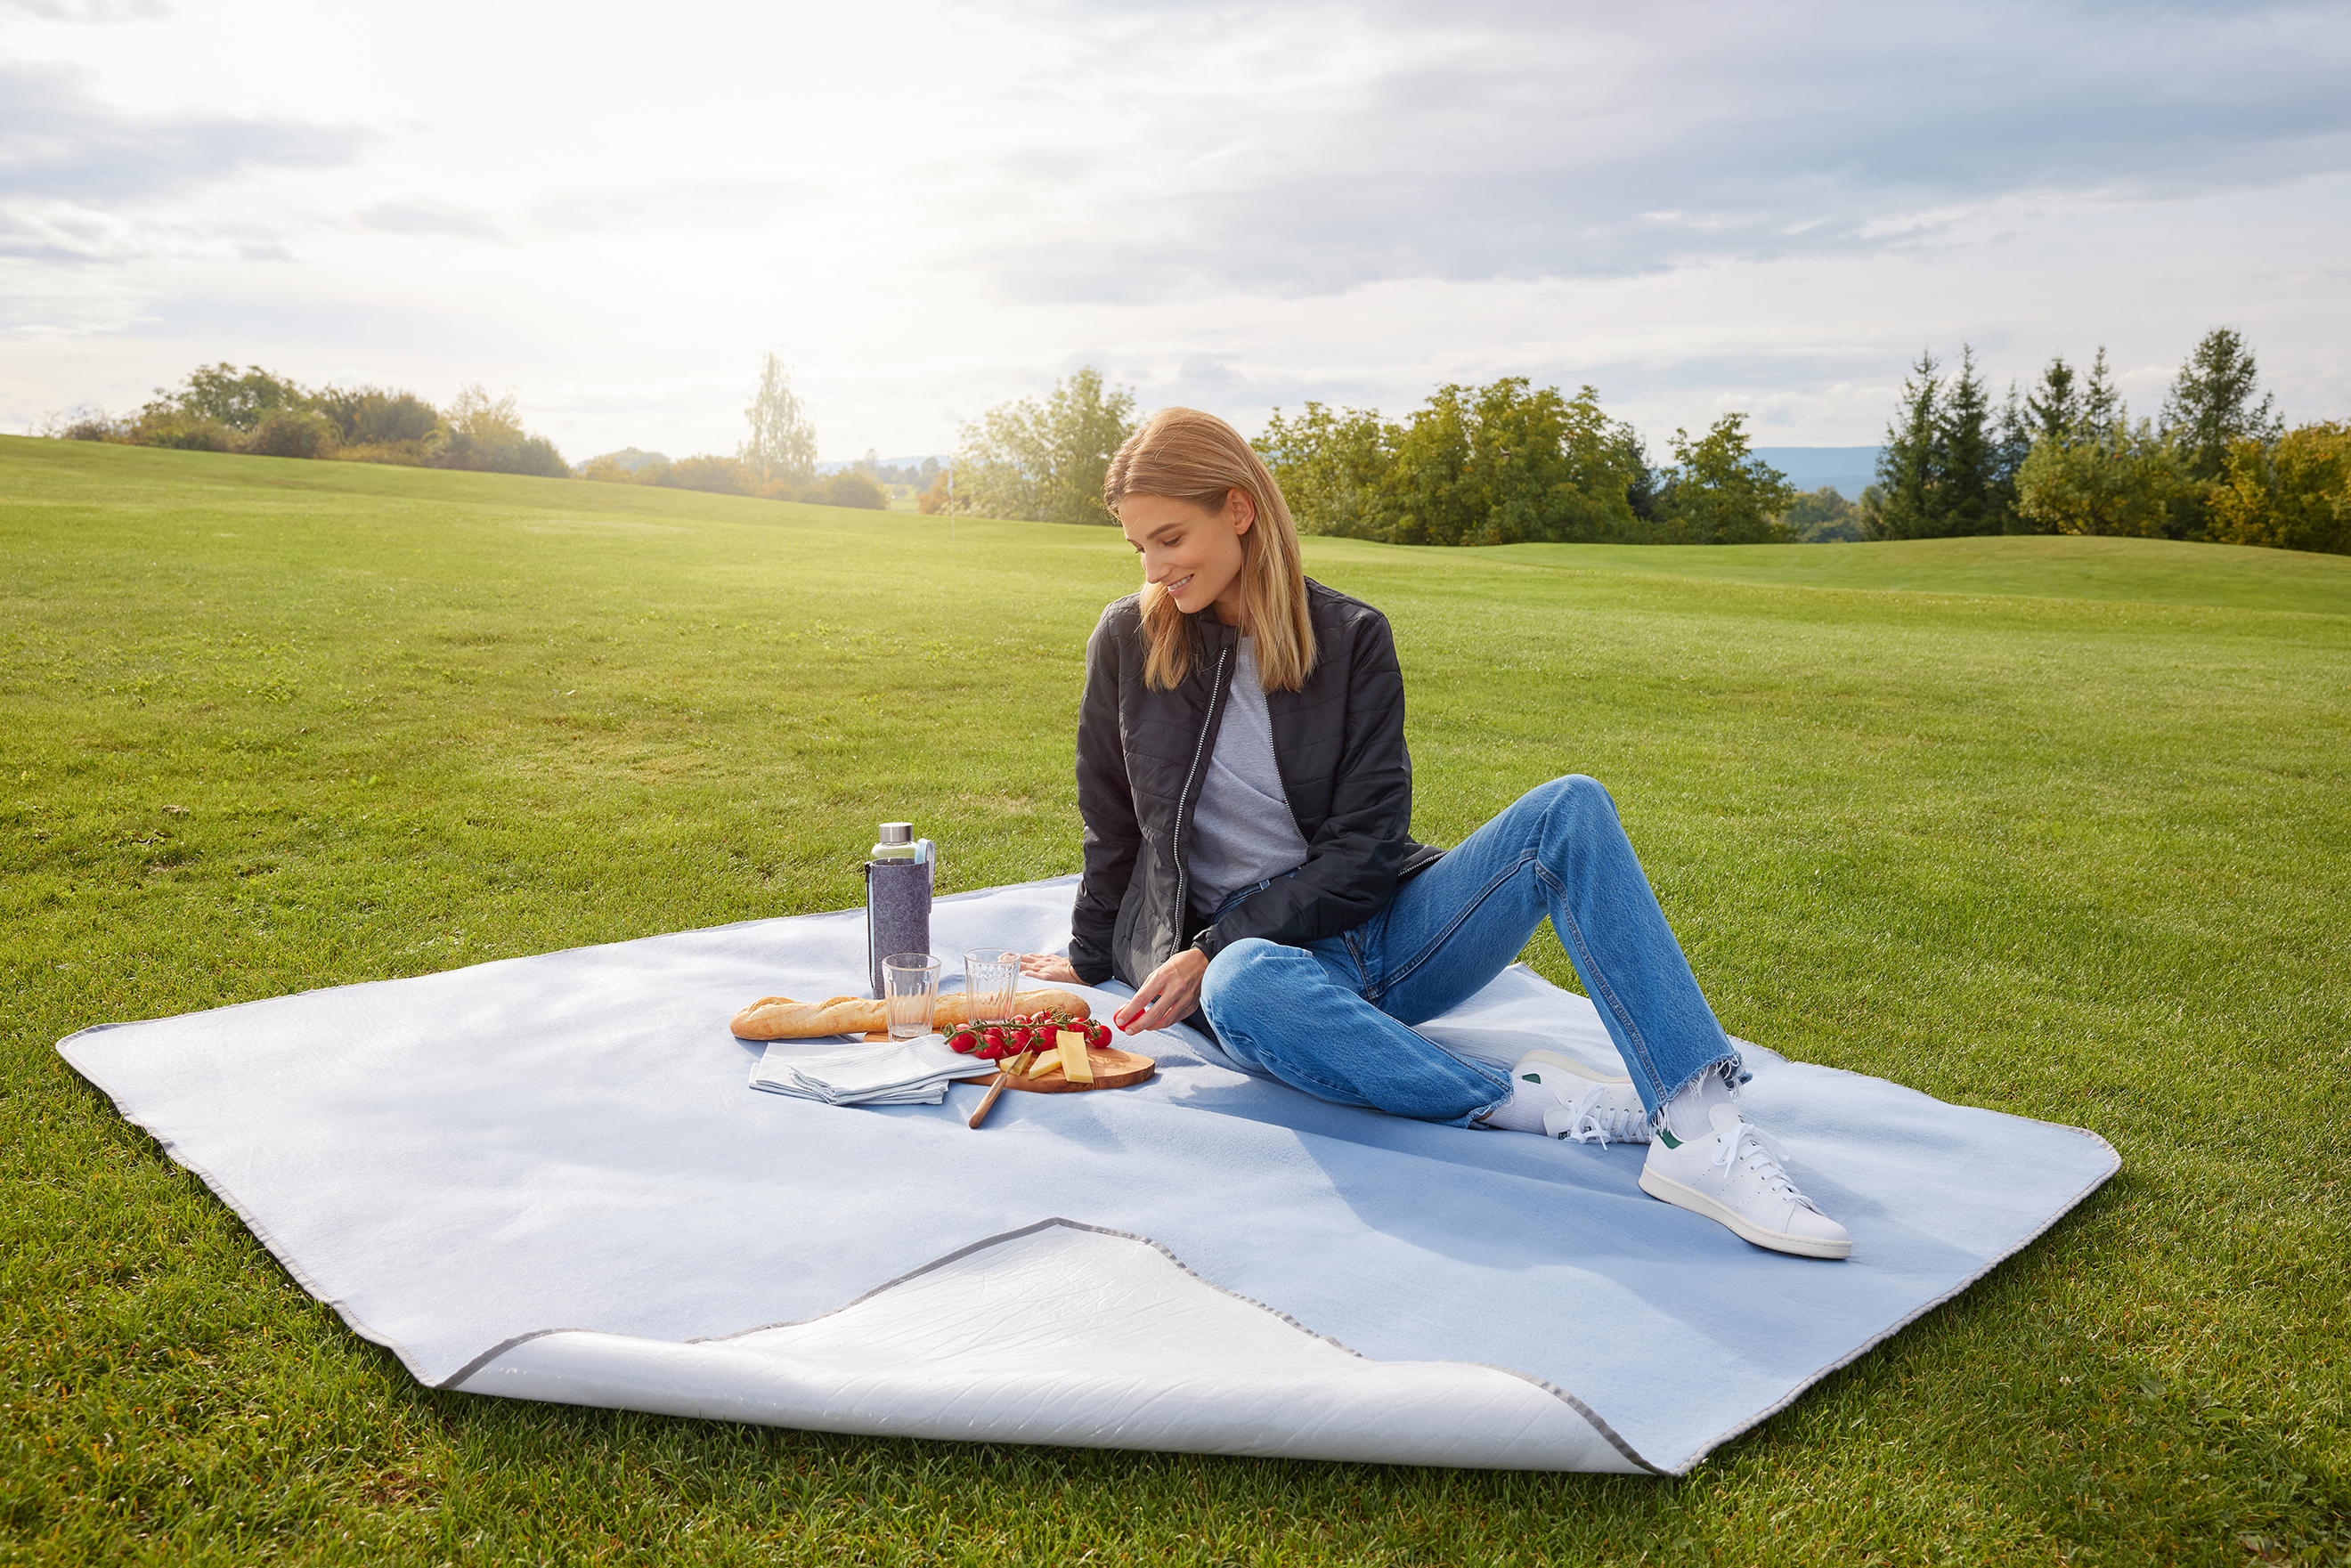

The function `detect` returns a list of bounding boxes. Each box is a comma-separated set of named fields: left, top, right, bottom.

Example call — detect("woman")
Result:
left=1019, top=408, right=1849, bottom=1260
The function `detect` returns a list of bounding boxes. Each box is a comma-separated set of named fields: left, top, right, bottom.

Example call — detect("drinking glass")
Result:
left=883, top=953, right=941, bottom=1042
left=962, top=947, right=1021, bottom=1029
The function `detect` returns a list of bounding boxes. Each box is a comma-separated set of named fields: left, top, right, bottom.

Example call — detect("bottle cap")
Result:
left=878, top=822, right=914, bottom=845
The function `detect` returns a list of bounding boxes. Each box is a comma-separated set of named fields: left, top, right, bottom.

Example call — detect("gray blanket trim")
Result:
left=434, top=1215, right=1667, bottom=1476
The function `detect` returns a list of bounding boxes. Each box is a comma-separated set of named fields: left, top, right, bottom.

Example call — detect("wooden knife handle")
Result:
left=965, top=1050, right=1035, bottom=1129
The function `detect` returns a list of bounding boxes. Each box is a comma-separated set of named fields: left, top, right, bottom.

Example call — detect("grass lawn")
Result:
left=4, top=434, right=2347, bottom=1565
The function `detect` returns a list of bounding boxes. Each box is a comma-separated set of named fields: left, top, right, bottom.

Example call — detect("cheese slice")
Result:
left=1025, top=1057, right=1064, bottom=1082
left=1056, top=1028, right=1094, bottom=1083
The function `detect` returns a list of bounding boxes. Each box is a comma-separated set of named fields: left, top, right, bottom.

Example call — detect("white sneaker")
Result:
left=1500, top=1050, right=1651, bottom=1145
left=1639, top=1103, right=1851, bottom=1259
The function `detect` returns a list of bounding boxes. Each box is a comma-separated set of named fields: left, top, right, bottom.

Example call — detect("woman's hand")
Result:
left=1018, top=952, right=1080, bottom=983
left=1114, top=948, right=1208, bottom=1035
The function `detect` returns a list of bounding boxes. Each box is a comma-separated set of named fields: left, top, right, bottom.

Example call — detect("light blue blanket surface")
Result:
left=58, top=875, right=2117, bottom=1474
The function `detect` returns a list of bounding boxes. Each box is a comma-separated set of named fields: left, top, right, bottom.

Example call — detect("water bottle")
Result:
left=865, top=823, right=937, bottom=997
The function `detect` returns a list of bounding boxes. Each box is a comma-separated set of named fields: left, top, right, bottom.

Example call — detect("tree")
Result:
left=1256, top=402, right=1398, bottom=540
left=1939, top=346, right=1997, bottom=536
left=2014, top=419, right=2189, bottom=538
left=2161, top=327, right=2281, bottom=483
left=1782, top=486, right=1865, bottom=542
left=1868, top=351, right=1942, bottom=539
left=2025, top=355, right=2079, bottom=443
left=742, top=354, right=819, bottom=487
left=1377, top=379, right=1645, bottom=547
left=953, top=366, right=1138, bottom=526
left=150, top=362, right=311, bottom=431
left=2207, top=422, right=2351, bottom=555
left=435, top=384, right=567, bottom=477
left=317, top=385, right=440, bottom=447
left=1870, top=345, right=2025, bottom=539
left=2080, top=347, right=2123, bottom=441
left=1660, top=414, right=1797, bottom=544
left=1992, top=381, right=2035, bottom=534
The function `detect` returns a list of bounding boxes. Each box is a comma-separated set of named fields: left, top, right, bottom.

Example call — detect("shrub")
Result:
left=318, top=386, right=440, bottom=446
left=242, top=408, right=338, bottom=459
left=134, top=415, right=240, bottom=452
left=431, top=384, right=567, bottom=477
left=332, top=440, right=436, bottom=468
left=2207, top=423, right=2351, bottom=555
left=818, top=469, right=887, bottom=509
left=1782, top=486, right=1867, bottom=543
left=512, top=435, right=570, bottom=479
left=41, top=408, right=127, bottom=442
left=658, top=455, right=752, bottom=495
left=2016, top=422, right=2191, bottom=538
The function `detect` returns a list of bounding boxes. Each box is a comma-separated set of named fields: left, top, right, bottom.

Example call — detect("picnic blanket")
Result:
left=57, top=875, right=2118, bottom=1474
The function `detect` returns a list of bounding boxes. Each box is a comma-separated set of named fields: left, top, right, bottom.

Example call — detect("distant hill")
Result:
left=1750, top=447, right=1882, bottom=500
left=585, top=447, right=669, bottom=472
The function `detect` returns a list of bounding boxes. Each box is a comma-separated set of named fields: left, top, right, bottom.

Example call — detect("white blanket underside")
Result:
left=60, top=876, right=2118, bottom=1475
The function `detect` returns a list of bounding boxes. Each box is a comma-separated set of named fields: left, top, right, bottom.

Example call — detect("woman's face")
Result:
left=1118, top=489, right=1256, bottom=625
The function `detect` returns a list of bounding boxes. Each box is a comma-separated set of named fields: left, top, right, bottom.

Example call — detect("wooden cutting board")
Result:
left=987, top=1044, right=1156, bottom=1094
left=858, top=1034, right=1157, bottom=1093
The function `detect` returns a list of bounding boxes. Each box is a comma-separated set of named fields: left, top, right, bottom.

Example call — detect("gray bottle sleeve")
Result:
left=866, top=858, right=933, bottom=996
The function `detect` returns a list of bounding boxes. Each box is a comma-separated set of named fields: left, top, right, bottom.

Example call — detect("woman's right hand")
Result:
left=1018, top=952, right=1080, bottom=983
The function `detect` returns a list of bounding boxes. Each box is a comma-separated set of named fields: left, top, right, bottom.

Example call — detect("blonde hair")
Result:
left=1103, top=407, right=1315, bottom=693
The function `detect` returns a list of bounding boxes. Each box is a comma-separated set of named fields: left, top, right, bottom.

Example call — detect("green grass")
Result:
left=3, top=434, right=2347, bottom=1566
left=1487, top=534, right=2351, bottom=617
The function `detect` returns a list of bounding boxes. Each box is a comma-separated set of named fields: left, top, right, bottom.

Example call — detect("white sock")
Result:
left=1477, top=1082, right=1550, bottom=1133
left=1662, top=1070, right=1736, bottom=1141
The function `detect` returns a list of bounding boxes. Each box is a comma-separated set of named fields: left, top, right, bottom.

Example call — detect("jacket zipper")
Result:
left=1167, top=642, right=1232, bottom=951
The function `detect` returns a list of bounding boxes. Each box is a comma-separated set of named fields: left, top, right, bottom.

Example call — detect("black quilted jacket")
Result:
left=1068, top=579, right=1444, bottom=990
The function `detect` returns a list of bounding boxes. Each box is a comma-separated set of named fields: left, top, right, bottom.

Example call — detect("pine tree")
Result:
left=1994, top=381, right=2036, bottom=534
left=2025, top=355, right=2079, bottom=443
left=1867, top=351, right=1942, bottom=540
left=2161, top=327, right=2282, bottom=483
left=2080, top=348, right=2123, bottom=442
left=1940, top=345, right=1996, bottom=536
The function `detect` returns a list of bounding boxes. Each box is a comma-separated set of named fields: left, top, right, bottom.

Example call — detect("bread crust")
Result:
left=729, top=987, right=1092, bottom=1040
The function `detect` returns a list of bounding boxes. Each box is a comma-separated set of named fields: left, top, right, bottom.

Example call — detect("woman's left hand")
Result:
left=1114, top=948, right=1208, bottom=1035
left=1018, top=952, right=1079, bottom=982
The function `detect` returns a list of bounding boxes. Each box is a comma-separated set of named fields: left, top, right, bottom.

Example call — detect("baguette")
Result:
left=729, top=987, right=1091, bottom=1041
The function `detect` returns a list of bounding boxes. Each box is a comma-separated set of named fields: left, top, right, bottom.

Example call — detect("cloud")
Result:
left=957, top=0, right=2351, bottom=303
left=0, top=0, right=167, bottom=19
left=0, top=60, right=368, bottom=207
left=356, top=199, right=508, bottom=242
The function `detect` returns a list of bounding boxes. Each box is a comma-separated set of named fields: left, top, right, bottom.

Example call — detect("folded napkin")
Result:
left=748, top=1033, right=981, bottom=1107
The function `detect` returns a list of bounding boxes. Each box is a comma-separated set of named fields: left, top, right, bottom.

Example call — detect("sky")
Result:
left=5, top=0, right=2348, bottom=464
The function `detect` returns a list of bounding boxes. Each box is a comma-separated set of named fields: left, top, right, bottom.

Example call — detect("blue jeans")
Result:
left=1199, top=776, right=1745, bottom=1127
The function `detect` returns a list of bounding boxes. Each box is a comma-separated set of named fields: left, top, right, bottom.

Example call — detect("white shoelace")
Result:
left=1711, top=1119, right=1821, bottom=1213
left=1552, top=1086, right=1649, bottom=1146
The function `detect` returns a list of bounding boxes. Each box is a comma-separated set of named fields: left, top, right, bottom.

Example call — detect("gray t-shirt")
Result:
left=1187, top=636, right=1311, bottom=916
